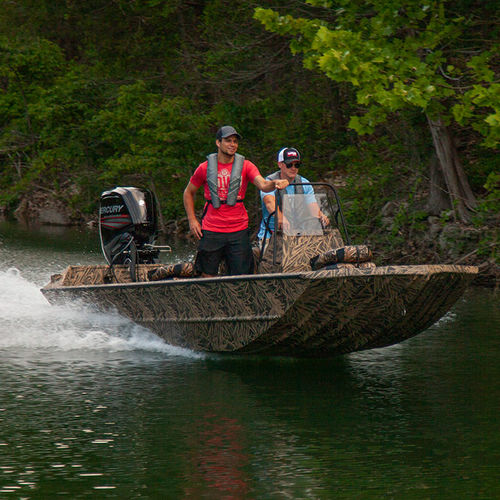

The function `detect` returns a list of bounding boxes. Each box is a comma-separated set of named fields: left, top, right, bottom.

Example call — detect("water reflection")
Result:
left=184, top=403, right=250, bottom=497
left=1, top=312, right=500, bottom=498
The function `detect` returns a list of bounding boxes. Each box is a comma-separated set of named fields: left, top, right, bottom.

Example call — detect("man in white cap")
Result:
left=257, top=147, right=329, bottom=240
left=183, top=126, right=289, bottom=276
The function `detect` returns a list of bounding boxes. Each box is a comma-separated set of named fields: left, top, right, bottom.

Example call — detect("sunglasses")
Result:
left=285, top=162, right=301, bottom=169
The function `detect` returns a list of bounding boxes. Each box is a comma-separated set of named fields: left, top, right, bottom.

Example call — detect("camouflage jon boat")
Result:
left=41, top=185, right=477, bottom=357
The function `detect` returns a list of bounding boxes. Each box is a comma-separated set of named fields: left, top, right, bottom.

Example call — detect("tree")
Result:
left=255, top=0, right=500, bottom=222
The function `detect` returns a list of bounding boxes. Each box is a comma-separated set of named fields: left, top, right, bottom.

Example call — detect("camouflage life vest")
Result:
left=206, top=153, right=245, bottom=209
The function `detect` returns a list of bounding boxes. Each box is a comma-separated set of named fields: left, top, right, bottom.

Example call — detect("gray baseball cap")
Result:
left=216, top=125, right=242, bottom=140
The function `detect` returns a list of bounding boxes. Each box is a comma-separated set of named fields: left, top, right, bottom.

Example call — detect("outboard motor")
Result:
left=99, top=187, right=160, bottom=279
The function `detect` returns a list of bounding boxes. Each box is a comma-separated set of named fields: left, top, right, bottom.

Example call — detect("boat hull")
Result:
left=41, top=264, right=477, bottom=357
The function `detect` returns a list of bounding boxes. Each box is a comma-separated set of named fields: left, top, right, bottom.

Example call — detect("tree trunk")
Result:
left=426, top=153, right=451, bottom=216
left=426, top=115, right=477, bottom=223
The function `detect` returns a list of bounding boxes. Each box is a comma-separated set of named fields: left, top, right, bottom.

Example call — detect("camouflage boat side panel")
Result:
left=41, top=264, right=477, bottom=357
left=238, top=265, right=476, bottom=356
left=43, top=273, right=310, bottom=352
left=362, top=268, right=468, bottom=350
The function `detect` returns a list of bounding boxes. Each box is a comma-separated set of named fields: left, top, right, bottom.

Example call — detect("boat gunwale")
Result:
left=41, top=264, right=478, bottom=293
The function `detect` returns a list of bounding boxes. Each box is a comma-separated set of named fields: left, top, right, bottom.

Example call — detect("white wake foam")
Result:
left=0, top=268, right=201, bottom=358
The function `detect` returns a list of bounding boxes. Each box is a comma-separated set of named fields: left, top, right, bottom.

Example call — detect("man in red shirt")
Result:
left=183, top=125, right=289, bottom=276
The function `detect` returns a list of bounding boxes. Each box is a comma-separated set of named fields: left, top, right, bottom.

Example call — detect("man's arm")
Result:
left=253, top=175, right=289, bottom=192
left=183, top=182, right=203, bottom=239
left=262, top=193, right=275, bottom=214
left=262, top=192, right=291, bottom=231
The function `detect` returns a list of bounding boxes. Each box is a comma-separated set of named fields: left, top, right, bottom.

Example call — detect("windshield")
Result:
left=281, top=191, right=332, bottom=236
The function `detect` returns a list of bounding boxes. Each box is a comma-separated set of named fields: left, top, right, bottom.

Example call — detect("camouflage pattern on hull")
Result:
left=41, top=183, right=479, bottom=356
left=41, top=264, right=477, bottom=357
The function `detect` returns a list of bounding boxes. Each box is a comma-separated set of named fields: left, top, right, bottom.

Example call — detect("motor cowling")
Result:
left=99, top=187, right=159, bottom=266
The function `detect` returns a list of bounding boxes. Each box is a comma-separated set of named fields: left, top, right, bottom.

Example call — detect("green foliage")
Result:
left=254, top=1, right=500, bottom=144
left=477, top=171, right=500, bottom=262
left=338, top=137, right=417, bottom=238
left=475, top=171, right=500, bottom=227
left=254, top=0, right=499, bottom=260
left=454, top=83, right=500, bottom=147
left=91, top=82, right=213, bottom=218
left=0, top=0, right=497, bottom=265
left=0, top=37, right=68, bottom=201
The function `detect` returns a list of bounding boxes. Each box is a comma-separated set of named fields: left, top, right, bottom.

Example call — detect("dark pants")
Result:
left=195, top=229, right=253, bottom=276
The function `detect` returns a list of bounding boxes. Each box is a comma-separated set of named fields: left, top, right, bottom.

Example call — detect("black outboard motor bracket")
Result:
left=99, top=187, right=163, bottom=280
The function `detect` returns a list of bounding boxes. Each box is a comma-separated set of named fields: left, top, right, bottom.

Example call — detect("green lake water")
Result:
left=0, top=222, right=499, bottom=498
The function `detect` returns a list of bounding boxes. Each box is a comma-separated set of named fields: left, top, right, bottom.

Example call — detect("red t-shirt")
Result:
left=190, top=158, right=260, bottom=232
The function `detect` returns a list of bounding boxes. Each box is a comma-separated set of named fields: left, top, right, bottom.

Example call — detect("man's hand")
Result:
left=274, top=179, right=289, bottom=190
left=183, top=182, right=203, bottom=239
left=254, top=175, right=289, bottom=193
left=319, top=213, right=330, bottom=227
left=188, top=218, right=203, bottom=240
